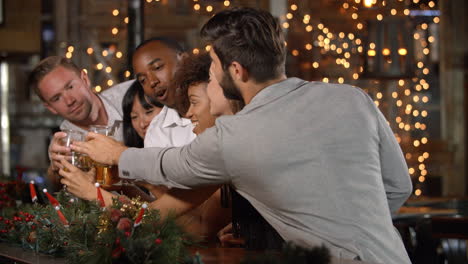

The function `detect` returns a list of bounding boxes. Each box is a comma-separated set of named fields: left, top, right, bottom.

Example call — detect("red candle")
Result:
left=134, top=203, right=148, bottom=227
left=95, top=183, right=106, bottom=208
left=29, top=181, right=37, bottom=203
left=43, top=189, right=60, bottom=207
left=55, top=206, right=69, bottom=227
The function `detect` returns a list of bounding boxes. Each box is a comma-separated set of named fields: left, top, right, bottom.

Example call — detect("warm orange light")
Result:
left=398, top=48, right=407, bottom=56
left=363, top=0, right=373, bottom=7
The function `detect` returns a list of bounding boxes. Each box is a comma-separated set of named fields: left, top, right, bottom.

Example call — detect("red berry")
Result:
left=155, top=238, right=162, bottom=244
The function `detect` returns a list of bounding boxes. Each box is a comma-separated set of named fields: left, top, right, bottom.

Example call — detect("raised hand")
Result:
left=70, top=132, right=128, bottom=166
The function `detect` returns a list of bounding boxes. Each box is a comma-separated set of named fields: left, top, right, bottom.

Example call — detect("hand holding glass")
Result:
left=89, top=125, right=120, bottom=188
left=61, top=129, right=92, bottom=171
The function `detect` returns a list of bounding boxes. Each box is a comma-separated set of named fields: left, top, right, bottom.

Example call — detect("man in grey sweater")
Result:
left=71, top=7, right=412, bottom=264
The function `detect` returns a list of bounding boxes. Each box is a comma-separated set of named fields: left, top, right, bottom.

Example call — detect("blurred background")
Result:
left=0, top=0, right=466, bottom=199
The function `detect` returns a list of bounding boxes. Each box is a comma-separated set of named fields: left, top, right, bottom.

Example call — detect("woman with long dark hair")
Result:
left=122, top=81, right=163, bottom=148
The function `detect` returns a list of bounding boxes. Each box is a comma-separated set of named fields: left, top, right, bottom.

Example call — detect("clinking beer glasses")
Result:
left=89, top=125, right=120, bottom=189
left=60, top=129, right=89, bottom=192
left=61, top=129, right=87, bottom=171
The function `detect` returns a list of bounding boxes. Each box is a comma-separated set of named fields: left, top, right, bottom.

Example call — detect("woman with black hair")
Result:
left=122, top=81, right=163, bottom=148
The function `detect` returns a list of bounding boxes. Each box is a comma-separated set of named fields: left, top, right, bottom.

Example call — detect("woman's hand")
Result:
left=58, top=158, right=97, bottom=201
left=71, top=132, right=128, bottom=166
left=217, top=223, right=245, bottom=247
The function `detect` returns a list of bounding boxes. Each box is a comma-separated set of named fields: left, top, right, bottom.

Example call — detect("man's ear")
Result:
left=230, top=61, right=249, bottom=82
left=80, top=69, right=91, bottom=88
left=43, top=102, right=58, bottom=115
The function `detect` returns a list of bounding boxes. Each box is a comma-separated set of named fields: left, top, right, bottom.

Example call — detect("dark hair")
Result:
left=122, top=81, right=163, bottom=148
left=134, top=36, right=187, bottom=56
left=28, top=56, right=82, bottom=101
left=200, top=7, right=286, bottom=83
left=172, top=52, right=211, bottom=116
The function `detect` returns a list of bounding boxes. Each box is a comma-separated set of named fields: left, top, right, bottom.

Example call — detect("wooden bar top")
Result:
left=0, top=243, right=66, bottom=264
left=190, top=247, right=250, bottom=264
left=1, top=243, right=371, bottom=264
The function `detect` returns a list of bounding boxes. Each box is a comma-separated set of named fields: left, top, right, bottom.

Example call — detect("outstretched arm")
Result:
left=118, top=127, right=230, bottom=188
left=150, top=185, right=220, bottom=219
left=377, top=110, right=413, bottom=215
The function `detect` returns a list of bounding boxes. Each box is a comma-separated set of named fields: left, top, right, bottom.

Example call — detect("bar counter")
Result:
left=0, top=243, right=369, bottom=264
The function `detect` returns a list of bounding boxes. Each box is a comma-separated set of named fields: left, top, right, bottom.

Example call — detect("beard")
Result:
left=220, top=70, right=243, bottom=101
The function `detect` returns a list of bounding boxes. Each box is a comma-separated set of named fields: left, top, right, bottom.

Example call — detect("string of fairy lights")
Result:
left=60, top=0, right=439, bottom=197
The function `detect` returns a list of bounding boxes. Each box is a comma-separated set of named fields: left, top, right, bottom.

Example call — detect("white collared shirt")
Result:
left=144, top=106, right=196, bottom=148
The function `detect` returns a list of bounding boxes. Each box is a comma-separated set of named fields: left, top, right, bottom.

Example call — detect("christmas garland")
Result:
left=0, top=180, right=193, bottom=263
left=0, top=180, right=332, bottom=264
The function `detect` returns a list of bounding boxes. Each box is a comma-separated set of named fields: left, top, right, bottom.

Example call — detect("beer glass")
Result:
left=89, top=125, right=120, bottom=188
left=61, top=129, right=86, bottom=171
left=60, top=129, right=88, bottom=194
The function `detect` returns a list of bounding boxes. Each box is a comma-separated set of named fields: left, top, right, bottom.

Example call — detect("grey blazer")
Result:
left=119, top=78, right=412, bottom=264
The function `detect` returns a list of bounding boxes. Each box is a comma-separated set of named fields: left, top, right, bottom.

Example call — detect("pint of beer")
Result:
left=89, top=125, right=121, bottom=189
left=95, top=164, right=119, bottom=188
left=61, top=129, right=85, bottom=172
left=78, top=154, right=93, bottom=172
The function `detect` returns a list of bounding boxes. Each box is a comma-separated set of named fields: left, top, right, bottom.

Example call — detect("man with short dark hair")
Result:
left=131, top=37, right=195, bottom=147
left=74, top=8, right=412, bottom=264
